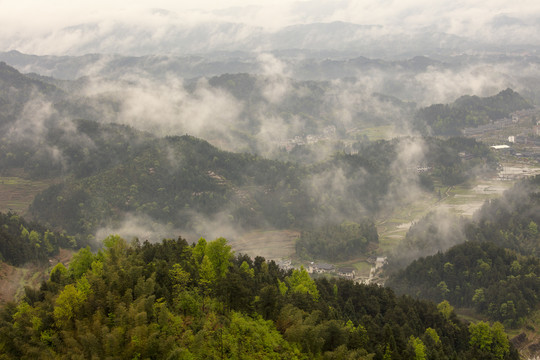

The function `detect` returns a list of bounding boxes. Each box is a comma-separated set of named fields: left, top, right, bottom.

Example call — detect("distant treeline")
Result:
left=0, top=212, right=77, bottom=266
left=414, top=88, right=532, bottom=135
left=296, top=220, right=378, bottom=261
left=0, top=236, right=518, bottom=359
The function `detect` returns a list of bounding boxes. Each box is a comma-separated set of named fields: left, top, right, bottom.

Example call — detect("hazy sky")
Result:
left=1, top=0, right=539, bottom=55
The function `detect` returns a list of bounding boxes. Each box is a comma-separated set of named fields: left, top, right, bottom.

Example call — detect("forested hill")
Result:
left=0, top=61, right=500, bottom=240
left=0, top=62, right=63, bottom=126
left=414, top=88, right=533, bottom=135
left=387, top=176, right=540, bottom=328
left=469, top=175, right=540, bottom=257
left=26, top=128, right=496, bottom=237
left=388, top=241, right=540, bottom=327
left=0, top=235, right=519, bottom=359
left=295, top=220, right=379, bottom=262
left=28, top=130, right=317, bottom=234
left=388, top=175, right=540, bottom=269
left=0, top=212, right=77, bottom=266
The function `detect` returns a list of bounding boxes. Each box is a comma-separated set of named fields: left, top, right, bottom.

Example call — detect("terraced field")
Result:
left=229, top=229, right=299, bottom=260
left=0, top=175, right=56, bottom=216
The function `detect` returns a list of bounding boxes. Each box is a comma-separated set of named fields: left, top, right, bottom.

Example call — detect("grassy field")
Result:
left=376, top=192, right=439, bottom=253
left=352, top=125, right=396, bottom=141
left=352, top=261, right=372, bottom=277
left=229, top=229, right=300, bottom=260
left=0, top=175, right=56, bottom=216
left=376, top=177, right=515, bottom=255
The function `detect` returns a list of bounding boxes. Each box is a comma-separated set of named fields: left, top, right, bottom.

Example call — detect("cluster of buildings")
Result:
left=273, top=257, right=388, bottom=285
left=280, top=126, right=337, bottom=151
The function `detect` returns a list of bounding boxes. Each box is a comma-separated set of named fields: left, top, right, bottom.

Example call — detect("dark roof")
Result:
left=316, top=263, right=334, bottom=270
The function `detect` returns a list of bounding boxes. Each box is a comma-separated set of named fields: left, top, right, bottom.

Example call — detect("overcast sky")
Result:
left=1, top=0, right=539, bottom=55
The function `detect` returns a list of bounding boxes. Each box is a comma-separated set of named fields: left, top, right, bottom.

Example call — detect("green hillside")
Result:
left=0, top=235, right=519, bottom=359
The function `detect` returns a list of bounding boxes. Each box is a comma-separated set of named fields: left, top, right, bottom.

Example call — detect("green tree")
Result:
left=469, top=321, right=510, bottom=359
left=286, top=266, right=319, bottom=300
left=199, top=255, right=216, bottom=290
left=206, top=237, right=233, bottom=279
left=409, top=336, right=427, bottom=360
left=192, top=238, right=207, bottom=264
left=529, top=221, right=538, bottom=236
left=68, top=246, right=94, bottom=279
left=53, top=277, right=91, bottom=328
left=437, top=300, right=454, bottom=320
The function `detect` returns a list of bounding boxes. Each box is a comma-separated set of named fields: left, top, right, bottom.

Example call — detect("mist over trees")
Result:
left=0, top=2, right=539, bottom=356
left=389, top=241, right=540, bottom=327
left=389, top=176, right=540, bottom=270
left=388, top=176, right=540, bottom=329
left=414, top=88, right=533, bottom=135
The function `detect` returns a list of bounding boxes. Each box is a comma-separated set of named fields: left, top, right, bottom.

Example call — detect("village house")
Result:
left=308, top=262, right=334, bottom=274
left=336, top=267, right=356, bottom=279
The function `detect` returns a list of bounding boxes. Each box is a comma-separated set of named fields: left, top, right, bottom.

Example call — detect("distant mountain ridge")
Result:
left=3, top=18, right=539, bottom=59
left=0, top=50, right=448, bottom=81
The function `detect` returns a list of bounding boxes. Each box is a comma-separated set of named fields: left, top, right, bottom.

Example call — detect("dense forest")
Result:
left=388, top=241, right=540, bottom=326
left=387, top=176, right=540, bottom=326
left=389, top=175, right=540, bottom=270
left=295, top=220, right=378, bottom=261
left=0, top=62, right=501, bottom=239
left=24, top=132, right=496, bottom=238
left=0, top=212, right=78, bottom=266
left=0, top=235, right=519, bottom=359
left=467, top=175, right=540, bottom=257
left=414, top=88, right=533, bottom=135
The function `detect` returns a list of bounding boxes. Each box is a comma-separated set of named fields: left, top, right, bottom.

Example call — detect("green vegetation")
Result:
left=295, top=220, right=378, bottom=261
left=0, top=176, right=55, bottom=215
left=353, top=261, right=372, bottom=277
left=0, top=62, right=500, bottom=241
left=424, top=136, right=498, bottom=186
left=414, top=88, right=533, bottom=135
left=0, top=235, right=519, bottom=359
left=388, top=176, right=540, bottom=327
left=0, top=212, right=78, bottom=266
left=388, top=241, right=540, bottom=327
left=467, top=175, right=540, bottom=257
left=389, top=175, right=540, bottom=270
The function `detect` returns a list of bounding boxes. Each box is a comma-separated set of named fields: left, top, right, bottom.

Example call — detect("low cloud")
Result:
left=80, top=74, right=244, bottom=144
left=94, top=213, right=180, bottom=243
left=1, top=1, right=539, bottom=56
left=388, top=208, right=467, bottom=270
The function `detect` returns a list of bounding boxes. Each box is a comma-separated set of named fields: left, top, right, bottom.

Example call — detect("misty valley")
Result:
left=1, top=24, right=540, bottom=358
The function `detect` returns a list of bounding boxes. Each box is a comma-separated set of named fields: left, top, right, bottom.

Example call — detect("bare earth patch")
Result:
left=0, top=248, right=75, bottom=305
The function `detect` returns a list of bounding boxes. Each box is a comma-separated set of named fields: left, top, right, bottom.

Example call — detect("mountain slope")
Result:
left=0, top=235, right=520, bottom=359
